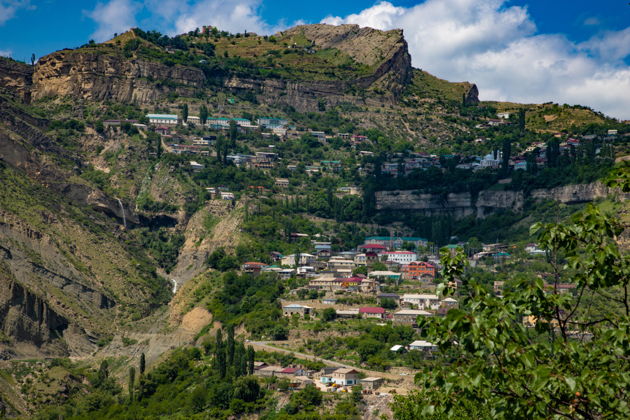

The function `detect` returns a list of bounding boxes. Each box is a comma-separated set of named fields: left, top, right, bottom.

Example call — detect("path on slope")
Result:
left=249, top=341, right=412, bottom=385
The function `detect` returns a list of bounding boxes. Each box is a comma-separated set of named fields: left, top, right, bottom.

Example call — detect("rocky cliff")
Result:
left=375, top=182, right=612, bottom=218
left=0, top=58, right=32, bottom=103
left=32, top=49, right=205, bottom=103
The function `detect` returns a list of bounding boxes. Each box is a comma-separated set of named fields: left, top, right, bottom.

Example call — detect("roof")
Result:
left=366, top=236, right=428, bottom=242
left=283, top=304, right=311, bottom=309
left=147, top=114, right=178, bottom=119
left=369, top=271, right=401, bottom=277
left=403, top=294, right=439, bottom=300
left=280, top=367, right=300, bottom=374
left=383, top=251, right=416, bottom=255
left=334, top=368, right=359, bottom=374
left=378, top=293, right=400, bottom=298
left=409, top=340, right=436, bottom=347
left=243, top=262, right=268, bottom=266
left=361, top=244, right=387, bottom=249
left=395, top=309, right=432, bottom=316
left=390, top=345, right=404, bottom=351
left=442, top=297, right=458, bottom=303
left=359, top=307, right=386, bottom=314
left=336, top=309, right=359, bottom=315
left=361, top=377, right=383, bottom=382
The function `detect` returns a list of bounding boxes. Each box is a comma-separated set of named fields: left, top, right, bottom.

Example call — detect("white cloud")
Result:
left=0, top=49, right=11, bottom=57
left=172, top=0, right=276, bottom=36
left=0, top=0, right=31, bottom=25
left=323, top=0, right=630, bottom=119
left=87, top=0, right=285, bottom=42
left=87, top=0, right=141, bottom=42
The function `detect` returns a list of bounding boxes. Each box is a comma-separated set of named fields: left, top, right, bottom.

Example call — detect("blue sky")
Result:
left=1, top=0, right=629, bottom=118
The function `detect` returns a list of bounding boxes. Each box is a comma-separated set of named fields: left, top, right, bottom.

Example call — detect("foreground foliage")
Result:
left=394, top=188, right=630, bottom=419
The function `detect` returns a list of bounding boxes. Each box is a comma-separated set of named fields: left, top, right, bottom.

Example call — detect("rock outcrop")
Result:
left=0, top=58, right=33, bottom=103
left=376, top=182, right=611, bottom=218
left=32, top=49, right=206, bottom=103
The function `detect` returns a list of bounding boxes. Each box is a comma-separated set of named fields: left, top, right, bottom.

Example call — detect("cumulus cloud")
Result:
left=323, top=0, right=630, bottom=119
left=0, top=49, right=11, bottom=57
left=0, top=0, right=31, bottom=25
left=87, top=0, right=141, bottom=42
left=88, top=0, right=282, bottom=40
left=172, top=0, right=277, bottom=35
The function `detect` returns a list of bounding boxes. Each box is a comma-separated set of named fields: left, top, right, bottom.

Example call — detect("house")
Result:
left=255, top=365, right=284, bottom=377
left=278, top=367, right=306, bottom=377
left=441, top=297, right=458, bottom=308
left=360, top=278, right=380, bottom=293
left=390, top=344, right=405, bottom=352
left=278, top=268, right=295, bottom=280
left=409, top=340, right=437, bottom=352
left=257, top=117, right=288, bottom=129
left=282, top=304, right=311, bottom=317
left=393, top=309, right=432, bottom=325
left=309, top=131, right=326, bottom=140
left=331, top=368, right=360, bottom=386
left=359, top=307, right=386, bottom=319
left=220, top=192, right=235, bottom=200
left=358, top=243, right=387, bottom=254
left=241, top=262, right=268, bottom=274
left=401, top=294, right=440, bottom=310
left=364, top=236, right=428, bottom=250
left=497, top=111, right=511, bottom=119
left=336, top=309, right=360, bottom=318
left=281, top=253, right=316, bottom=266
left=525, top=244, right=546, bottom=255
left=368, top=271, right=402, bottom=283
left=360, top=377, right=383, bottom=390
left=186, top=115, right=200, bottom=125
left=275, top=178, right=290, bottom=188
left=402, top=261, right=436, bottom=280
left=479, top=152, right=502, bottom=169
left=327, top=257, right=355, bottom=270
left=382, top=251, right=418, bottom=265
left=513, top=160, right=527, bottom=171
left=313, top=242, right=332, bottom=258
left=189, top=161, right=204, bottom=171
left=354, top=253, right=367, bottom=265
left=322, top=297, right=337, bottom=305
left=147, top=114, right=178, bottom=125
left=253, top=361, right=268, bottom=371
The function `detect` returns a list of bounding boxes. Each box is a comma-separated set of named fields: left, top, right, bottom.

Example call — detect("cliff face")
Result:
left=0, top=58, right=33, bottom=103
left=32, top=50, right=206, bottom=103
left=226, top=24, right=413, bottom=111
left=375, top=182, right=611, bottom=218
left=29, top=24, right=414, bottom=110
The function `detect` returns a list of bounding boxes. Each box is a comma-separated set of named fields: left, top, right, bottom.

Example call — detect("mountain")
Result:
left=0, top=22, right=625, bottom=418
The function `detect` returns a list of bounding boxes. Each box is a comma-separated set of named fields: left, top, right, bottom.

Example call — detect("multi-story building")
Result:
left=382, top=251, right=418, bottom=265
left=401, top=293, right=440, bottom=310
left=147, top=114, right=178, bottom=125
left=364, top=236, right=428, bottom=250
left=402, top=261, right=436, bottom=280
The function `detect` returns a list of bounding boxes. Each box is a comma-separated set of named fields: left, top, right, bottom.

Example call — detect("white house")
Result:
left=189, top=161, right=204, bottom=171
left=402, top=294, right=440, bottom=310
left=409, top=340, right=437, bottom=352
left=497, top=111, right=511, bottom=119
left=281, top=253, right=316, bottom=266
left=147, top=114, right=178, bottom=125
left=382, top=251, right=417, bottom=265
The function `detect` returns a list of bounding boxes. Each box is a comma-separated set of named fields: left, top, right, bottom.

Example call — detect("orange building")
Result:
left=402, top=261, right=436, bottom=280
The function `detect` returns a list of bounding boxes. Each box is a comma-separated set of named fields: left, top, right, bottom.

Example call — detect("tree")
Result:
left=200, top=105, right=208, bottom=125
left=393, top=201, right=630, bottom=419
left=128, top=366, right=136, bottom=402
left=501, top=137, right=511, bottom=175
left=214, top=330, right=226, bottom=378
left=30, top=53, right=36, bottom=66
left=227, top=325, right=235, bottom=367
left=246, top=346, right=255, bottom=375
left=139, top=353, right=146, bottom=375
left=228, top=119, right=238, bottom=147
left=518, top=108, right=526, bottom=133
left=181, top=104, right=189, bottom=123
left=321, top=307, right=337, bottom=322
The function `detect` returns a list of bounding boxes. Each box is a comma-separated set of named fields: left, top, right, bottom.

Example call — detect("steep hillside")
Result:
left=0, top=97, right=171, bottom=358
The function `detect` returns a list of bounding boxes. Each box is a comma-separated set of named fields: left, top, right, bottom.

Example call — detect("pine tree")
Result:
left=128, top=366, right=136, bottom=402
left=247, top=346, right=255, bottom=375
left=227, top=326, right=235, bottom=367
left=181, top=104, right=189, bottom=123
left=200, top=105, right=208, bottom=125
